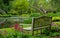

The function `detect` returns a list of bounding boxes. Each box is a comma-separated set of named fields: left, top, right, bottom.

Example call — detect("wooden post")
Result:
left=50, top=17, right=52, bottom=31
left=32, top=18, right=34, bottom=36
left=40, top=25, right=43, bottom=35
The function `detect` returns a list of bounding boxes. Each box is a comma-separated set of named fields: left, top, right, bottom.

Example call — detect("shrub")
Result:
left=24, top=18, right=32, bottom=24
left=30, top=13, right=40, bottom=17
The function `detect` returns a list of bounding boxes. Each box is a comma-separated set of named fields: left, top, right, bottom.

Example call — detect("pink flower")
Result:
left=18, top=27, right=23, bottom=32
left=52, top=22, right=56, bottom=26
left=14, top=23, right=19, bottom=30
left=14, top=23, right=23, bottom=32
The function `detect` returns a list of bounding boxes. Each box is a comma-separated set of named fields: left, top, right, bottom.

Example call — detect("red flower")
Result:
left=14, top=23, right=23, bottom=32
left=14, top=23, right=19, bottom=30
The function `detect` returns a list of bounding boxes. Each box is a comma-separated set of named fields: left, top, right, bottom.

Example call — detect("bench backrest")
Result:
left=32, top=16, right=52, bottom=36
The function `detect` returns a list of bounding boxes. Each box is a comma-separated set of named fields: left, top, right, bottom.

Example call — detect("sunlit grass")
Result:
left=52, top=17, right=60, bottom=21
left=0, top=28, right=14, bottom=33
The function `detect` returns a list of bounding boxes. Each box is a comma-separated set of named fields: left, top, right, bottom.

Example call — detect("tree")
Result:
left=51, top=0, right=60, bottom=11
left=9, top=0, right=30, bottom=15
left=0, top=0, right=13, bottom=14
left=29, top=0, right=52, bottom=14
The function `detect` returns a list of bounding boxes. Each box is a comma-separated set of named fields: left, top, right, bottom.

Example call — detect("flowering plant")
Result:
left=14, top=23, right=23, bottom=32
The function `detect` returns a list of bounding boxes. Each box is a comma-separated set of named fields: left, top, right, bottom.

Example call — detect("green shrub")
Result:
left=6, top=31, right=23, bottom=38
left=42, top=28, right=51, bottom=36
left=0, top=20, right=15, bottom=28
left=21, top=14, right=30, bottom=17
left=51, top=32, right=60, bottom=37
left=30, top=13, right=41, bottom=17
left=24, top=18, right=32, bottom=24
left=0, top=29, right=33, bottom=38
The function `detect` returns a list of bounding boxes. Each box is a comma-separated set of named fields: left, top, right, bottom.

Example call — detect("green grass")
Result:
left=0, top=28, right=15, bottom=33
left=52, top=17, right=60, bottom=21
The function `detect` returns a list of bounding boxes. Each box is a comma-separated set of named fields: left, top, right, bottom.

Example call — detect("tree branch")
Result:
left=30, top=5, right=47, bottom=14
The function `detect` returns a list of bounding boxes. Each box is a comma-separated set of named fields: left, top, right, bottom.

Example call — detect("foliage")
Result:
left=9, top=0, right=30, bottom=14
left=51, top=0, right=60, bottom=11
left=52, top=17, right=60, bottom=21
left=24, top=18, right=32, bottom=24
left=0, top=0, right=60, bottom=16
left=0, top=28, right=34, bottom=38
left=1, top=25, right=60, bottom=38
left=30, top=13, right=43, bottom=17
left=0, top=19, right=15, bottom=28
left=41, top=26, right=60, bottom=37
left=0, top=22, right=12, bottom=28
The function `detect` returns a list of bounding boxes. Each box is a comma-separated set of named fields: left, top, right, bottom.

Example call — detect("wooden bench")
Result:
left=23, top=16, right=52, bottom=36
